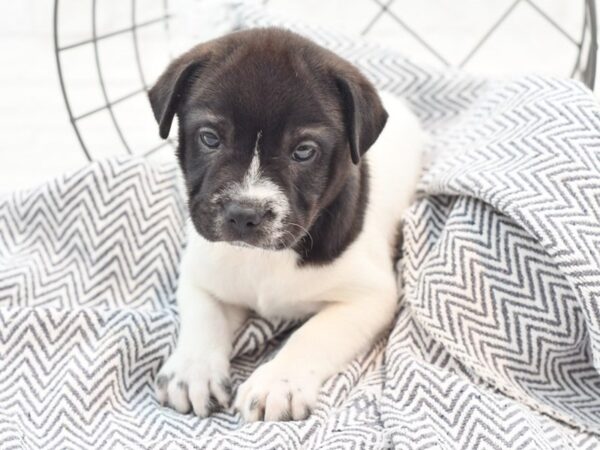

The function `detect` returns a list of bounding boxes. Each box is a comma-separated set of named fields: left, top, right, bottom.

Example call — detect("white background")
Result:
left=0, top=0, right=594, bottom=193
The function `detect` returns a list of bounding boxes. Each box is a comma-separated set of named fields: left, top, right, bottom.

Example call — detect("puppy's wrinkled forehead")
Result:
left=182, top=36, right=341, bottom=139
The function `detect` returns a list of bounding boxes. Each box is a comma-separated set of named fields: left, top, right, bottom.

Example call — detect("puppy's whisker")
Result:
left=283, top=222, right=314, bottom=251
left=277, top=236, right=287, bottom=249
left=281, top=230, right=297, bottom=246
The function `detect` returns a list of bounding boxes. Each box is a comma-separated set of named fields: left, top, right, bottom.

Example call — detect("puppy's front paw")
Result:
left=234, top=360, right=321, bottom=422
left=155, top=350, right=231, bottom=417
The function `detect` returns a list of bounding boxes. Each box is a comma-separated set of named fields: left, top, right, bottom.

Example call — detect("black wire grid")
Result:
left=54, top=0, right=598, bottom=162
left=54, top=0, right=174, bottom=161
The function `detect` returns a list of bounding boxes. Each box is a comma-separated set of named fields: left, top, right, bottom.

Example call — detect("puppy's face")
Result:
left=149, top=28, right=387, bottom=251
left=177, top=62, right=346, bottom=250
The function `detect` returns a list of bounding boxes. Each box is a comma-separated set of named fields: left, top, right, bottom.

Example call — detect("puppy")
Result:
left=149, top=27, right=424, bottom=421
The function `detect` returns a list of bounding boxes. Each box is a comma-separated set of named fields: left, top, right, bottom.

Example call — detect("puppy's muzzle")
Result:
left=222, top=201, right=270, bottom=238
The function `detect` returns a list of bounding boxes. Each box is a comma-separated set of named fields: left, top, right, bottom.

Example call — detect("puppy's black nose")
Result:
left=223, top=202, right=265, bottom=234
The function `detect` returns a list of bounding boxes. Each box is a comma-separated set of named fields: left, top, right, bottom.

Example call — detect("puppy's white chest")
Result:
left=185, top=236, right=323, bottom=318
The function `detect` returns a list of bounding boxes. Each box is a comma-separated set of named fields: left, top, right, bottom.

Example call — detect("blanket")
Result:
left=1, top=3, right=599, bottom=448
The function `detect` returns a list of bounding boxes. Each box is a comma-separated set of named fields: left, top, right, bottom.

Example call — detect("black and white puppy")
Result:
left=149, top=27, right=424, bottom=421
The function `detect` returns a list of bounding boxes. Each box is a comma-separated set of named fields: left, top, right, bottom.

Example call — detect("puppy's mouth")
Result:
left=228, top=240, right=254, bottom=249
left=219, top=220, right=308, bottom=252
left=227, top=239, right=288, bottom=251
left=219, top=221, right=300, bottom=251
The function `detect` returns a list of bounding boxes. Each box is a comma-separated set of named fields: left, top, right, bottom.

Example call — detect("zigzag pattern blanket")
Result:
left=1, top=4, right=600, bottom=448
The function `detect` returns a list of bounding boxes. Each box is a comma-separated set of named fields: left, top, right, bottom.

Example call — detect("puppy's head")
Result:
left=149, top=28, right=387, bottom=251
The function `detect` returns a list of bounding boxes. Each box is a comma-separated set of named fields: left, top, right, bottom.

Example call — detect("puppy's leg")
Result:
left=156, top=268, right=247, bottom=416
left=234, top=285, right=396, bottom=421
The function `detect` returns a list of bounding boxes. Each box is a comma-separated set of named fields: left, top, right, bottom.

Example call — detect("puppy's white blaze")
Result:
left=209, top=130, right=290, bottom=241
left=235, top=130, right=290, bottom=221
left=244, top=131, right=262, bottom=187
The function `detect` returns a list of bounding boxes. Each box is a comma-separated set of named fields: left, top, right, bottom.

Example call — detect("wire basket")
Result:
left=53, top=0, right=598, bottom=162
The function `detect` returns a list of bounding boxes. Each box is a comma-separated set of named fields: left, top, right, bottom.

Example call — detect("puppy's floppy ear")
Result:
left=335, top=72, right=388, bottom=164
left=148, top=52, right=208, bottom=139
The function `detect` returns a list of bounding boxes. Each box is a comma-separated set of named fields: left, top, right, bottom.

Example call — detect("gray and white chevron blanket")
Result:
left=2, top=4, right=600, bottom=449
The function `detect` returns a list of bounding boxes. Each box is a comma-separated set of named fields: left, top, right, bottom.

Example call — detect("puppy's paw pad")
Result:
left=155, top=351, right=230, bottom=417
left=234, top=362, right=320, bottom=422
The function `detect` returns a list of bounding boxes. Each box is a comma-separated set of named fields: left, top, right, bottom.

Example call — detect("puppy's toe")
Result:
left=235, top=385, right=266, bottom=422
left=264, top=384, right=293, bottom=421
left=154, top=373, right=172, bottom=405
left=290, top=388, right=318, bottom=420
left=210, top=377, right=232, bottom=409
left=168, top=379, right=191, bottom=413
left=189, top=381, right=210, bottom=416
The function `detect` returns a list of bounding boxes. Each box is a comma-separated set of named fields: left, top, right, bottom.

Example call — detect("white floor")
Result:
left=0, top=0, right=596, bottom=193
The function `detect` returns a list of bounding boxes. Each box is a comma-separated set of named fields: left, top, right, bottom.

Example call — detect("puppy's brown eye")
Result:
left=197, top=129, right=221, bottom=149
left=292, top=142, right=318, bottom=162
